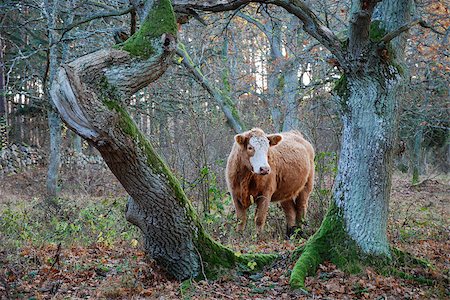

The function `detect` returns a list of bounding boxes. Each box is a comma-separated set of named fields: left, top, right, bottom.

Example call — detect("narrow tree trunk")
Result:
left=0, top=35, right=7, bottom=150
left=176, top=43, right=244, bottom=133
left=51, top=0, right=275, bottom=280
left=45, top=0, right=62, bottom=197
left=46, top=109, right=62, bottom=195
left=281, top=66, right=300, bottom=131
left=411, top=128, right=423, bottom=185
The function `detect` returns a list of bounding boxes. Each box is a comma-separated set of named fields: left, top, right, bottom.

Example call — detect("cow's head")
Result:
left=235, top=128, right=282, bottom=175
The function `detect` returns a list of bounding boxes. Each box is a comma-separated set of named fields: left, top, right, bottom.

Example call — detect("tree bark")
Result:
left=44, top=0, right=62, bottom=197
left=0, top=35, right=7, bottom=150
left=51, top=0, right=275, bottom=280
left=289, top=0, right=413, bottom=289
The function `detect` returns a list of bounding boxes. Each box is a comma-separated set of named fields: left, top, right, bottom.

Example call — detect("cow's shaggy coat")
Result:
left=226, top=128, right=315, bottom=236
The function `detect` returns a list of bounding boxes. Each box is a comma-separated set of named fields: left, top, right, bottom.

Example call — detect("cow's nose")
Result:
left=259, top=166, right=270, bottom=175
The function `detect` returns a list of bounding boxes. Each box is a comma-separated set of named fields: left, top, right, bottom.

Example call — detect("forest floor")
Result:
left=0, top=163, right=449, bottom=299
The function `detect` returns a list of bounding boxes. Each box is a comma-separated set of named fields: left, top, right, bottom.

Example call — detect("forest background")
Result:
left=0, top=0, right=448, bottom=298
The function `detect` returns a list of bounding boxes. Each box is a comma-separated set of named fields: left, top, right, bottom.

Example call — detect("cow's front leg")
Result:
left=232, top=194, right=247, bottom=232
left=254, top=195, right=270, bottom=234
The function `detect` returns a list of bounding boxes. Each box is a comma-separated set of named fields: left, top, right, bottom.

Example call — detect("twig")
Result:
left=211, top=289, right=234, bottom=299
left=0, top=274, right=10, bottom=299
left=418, top=20, right=445, bottom=35
left=50, top=242, right=62, bottom=269
left=194, top=246, right=207, bottom=281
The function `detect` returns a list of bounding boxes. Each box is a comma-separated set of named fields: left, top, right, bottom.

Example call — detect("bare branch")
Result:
left=172, top=0, right=347, bottom=67
left=57, top=6, right=134, bottom=39
left=236, top=11, right=271, bottom=39
left=380, top=18, right=421, bottom=44
left=418, top=20, right=446, bottom=36
left=176, top=42, right=244, bottom=133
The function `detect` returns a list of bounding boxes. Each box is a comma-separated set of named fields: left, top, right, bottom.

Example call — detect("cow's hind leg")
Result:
left=295, top=170, right=314, bottom=226
left=280, top=200, right=297, bottom=239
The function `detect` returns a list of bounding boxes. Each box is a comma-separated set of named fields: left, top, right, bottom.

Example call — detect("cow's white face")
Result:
left=249, top=136, right=271, bottom=175
left=235, top=129, right=282, bottom=175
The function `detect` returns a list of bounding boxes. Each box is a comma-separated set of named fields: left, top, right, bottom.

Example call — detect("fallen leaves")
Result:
left=1, top=175, right=448, bottom=299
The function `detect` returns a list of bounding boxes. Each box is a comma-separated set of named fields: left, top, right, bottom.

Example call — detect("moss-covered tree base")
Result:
left=290, top=202, right=437, bottom=289
left=289, top=201, right=390, bottom=289
left=195, top=231, right=278, bottom=280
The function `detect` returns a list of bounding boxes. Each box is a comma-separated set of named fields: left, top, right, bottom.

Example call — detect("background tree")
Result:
left=0, top=35, right=6, bottom=150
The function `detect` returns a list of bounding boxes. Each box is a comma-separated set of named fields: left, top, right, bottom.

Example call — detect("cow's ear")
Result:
left=235, top=134, right=247, bottom=145
left=268, top=134, right=282, bottom=146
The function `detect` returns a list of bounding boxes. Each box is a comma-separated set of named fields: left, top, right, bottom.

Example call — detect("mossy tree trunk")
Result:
left=50, top=0, right=275, bottom=280
left=289, top=0, right=413, bottom=289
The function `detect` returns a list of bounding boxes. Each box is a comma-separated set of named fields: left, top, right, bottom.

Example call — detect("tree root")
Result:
left=289, top=221, right=440, bottom=289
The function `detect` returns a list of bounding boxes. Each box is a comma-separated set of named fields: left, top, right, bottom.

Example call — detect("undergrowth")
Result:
left=0, top=196, right=139, bottom=250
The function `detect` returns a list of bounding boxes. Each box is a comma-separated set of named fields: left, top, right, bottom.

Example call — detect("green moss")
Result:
left=290, top=199, right=438, bottom=290
left=239, top=253, right=279, bottom=271
left=333, top=74, right=351, bottom=113
left=369, top=20, right=387, bottom=42
left=290, top=200, right=388, bottom=289
left=277, top=74, right=285, bottom=91
left=290, top=201, right=345, bottom=289
left=391, top=247, right=433, bottom=270
left=118, top=0, right=177, bottom=58
left=334, top=74, right=348, bottom=99
left=381, top=267, right=435, bottom=285
left=194, top=228, right=278, bottom=280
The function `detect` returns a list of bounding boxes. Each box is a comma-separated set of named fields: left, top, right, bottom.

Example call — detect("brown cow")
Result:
left=225, top=128, right=315, bottom=237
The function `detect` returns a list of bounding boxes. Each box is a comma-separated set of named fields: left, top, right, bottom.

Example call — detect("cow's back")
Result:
left=270, top=131, right=314, bottom=202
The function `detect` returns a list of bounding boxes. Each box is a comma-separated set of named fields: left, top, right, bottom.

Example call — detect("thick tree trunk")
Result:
left=290, top=71, right=401, bottom=288
left=334, top=75, right=398, bottom=255
left=51, top=0, right=275, bottom=280
left=289, top=0, right=412, bottom=289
